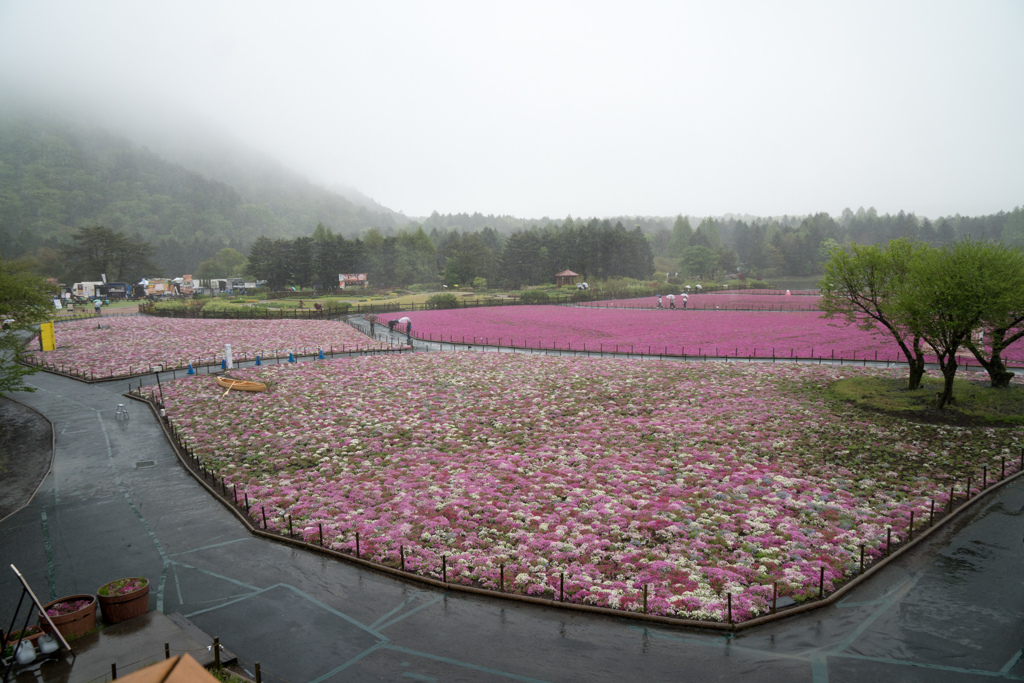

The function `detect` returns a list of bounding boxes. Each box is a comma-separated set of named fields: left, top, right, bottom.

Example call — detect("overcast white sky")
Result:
left=1, top=1, right=1021, bottom=220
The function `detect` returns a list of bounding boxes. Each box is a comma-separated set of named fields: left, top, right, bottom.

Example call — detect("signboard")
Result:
left=338, top=273, right=368, bottom=289
left=39, top=322, right=55, bottom=352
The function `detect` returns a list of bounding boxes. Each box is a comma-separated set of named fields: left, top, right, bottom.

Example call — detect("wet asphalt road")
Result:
left=2, top=363, right=1024, bottom=682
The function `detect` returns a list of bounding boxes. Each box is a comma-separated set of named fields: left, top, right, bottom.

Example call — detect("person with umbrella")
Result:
left=93, top=298, right=103, bottom=316
left=398, top=316, right=412, bottom=345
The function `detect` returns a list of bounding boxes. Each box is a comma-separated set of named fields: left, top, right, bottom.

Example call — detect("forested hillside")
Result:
left=0, top=112, right=401, bottom=276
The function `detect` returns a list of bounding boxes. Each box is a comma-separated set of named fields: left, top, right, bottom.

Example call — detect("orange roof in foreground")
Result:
left=117, top=654, right=217, bottom=683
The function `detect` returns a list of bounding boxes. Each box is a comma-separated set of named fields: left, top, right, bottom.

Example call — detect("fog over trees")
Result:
left=1, top=105, right=1021, bottom=286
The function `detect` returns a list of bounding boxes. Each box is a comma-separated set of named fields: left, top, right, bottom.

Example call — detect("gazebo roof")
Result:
left=555, top=269, right=579, bottom=277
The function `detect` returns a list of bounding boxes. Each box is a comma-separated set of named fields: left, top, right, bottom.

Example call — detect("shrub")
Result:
left=426, top=293, right=460, bottom=309
left=520, top=290, right=550, bottom=304
left=472, top=277, right=488, bottom=292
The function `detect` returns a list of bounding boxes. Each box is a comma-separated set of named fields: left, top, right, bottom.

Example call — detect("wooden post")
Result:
left=261, top=506, right=267, bottom=529
left=560, top=572, right=564, bottom=602
left=909, top=510, right=915, bottom=541
left=213, top=637, right=221, bottom=669
left=356, top=532, right=360, bottom=558
left=400, top=545, right=405, bottom=571
left=859, top=545, right=865, bottom=573
left=500, top=564, right=504, bottom=592
left=112, top=663, right=118, bottom=680
left=165, top=642, right=170, bottom=659
left=643, top=584, right=648, bottom=614
left=886, top=528, right=891, bottom=556
left=442, top=555, right=447, bottom=583
left=319, top=523, right=324, bottom=545
left=255, top=663, right=261, bottom=683
left=772, top=582, right=777, bottom=613
left=818, top=566, right=825, bottom=599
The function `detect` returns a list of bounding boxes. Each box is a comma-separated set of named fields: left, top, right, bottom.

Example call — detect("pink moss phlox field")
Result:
left=584, top=291, right=822, bottom=311
left=393, top=307, right=1024, bottom=364
left=160, top=354, right=1023, bottom=622
left=389, top=307, right=1024, bottom=366
left=26, top=317, right=389, bottom=376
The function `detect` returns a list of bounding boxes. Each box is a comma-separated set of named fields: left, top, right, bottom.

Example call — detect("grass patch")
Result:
left=828, top=375, right=1024, bottom=426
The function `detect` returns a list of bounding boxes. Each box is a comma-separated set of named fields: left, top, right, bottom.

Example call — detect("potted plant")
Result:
left=38, top=594, right=96, bottom=640
left=96, top=577, right=150, bottom=624
left=3, top=625, right=45, bottom=665
left=4, top=625, right=44, bottom=647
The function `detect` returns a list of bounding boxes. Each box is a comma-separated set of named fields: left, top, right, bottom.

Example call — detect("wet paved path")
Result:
left=3, top=363, right=1024, bottom=682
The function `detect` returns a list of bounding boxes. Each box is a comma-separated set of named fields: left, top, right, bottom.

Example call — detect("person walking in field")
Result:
left=657, top=294, right=663, bottom=309
left=682, top=294, right=688, bottom=310
left=668, top=294, right=676, bottom=309
left=93, top=299, right=102, bottom=316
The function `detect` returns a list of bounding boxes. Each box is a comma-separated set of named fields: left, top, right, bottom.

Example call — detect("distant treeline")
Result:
left=247, top=220, right=655, bottom=289
left=2, top=110, right=1021, bottom=283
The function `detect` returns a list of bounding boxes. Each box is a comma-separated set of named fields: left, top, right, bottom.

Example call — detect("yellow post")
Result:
left=40, top=322, right=56, bottom=351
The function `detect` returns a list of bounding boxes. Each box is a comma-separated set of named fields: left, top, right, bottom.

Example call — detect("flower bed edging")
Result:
left=135, top=388, right=1024, bottom=632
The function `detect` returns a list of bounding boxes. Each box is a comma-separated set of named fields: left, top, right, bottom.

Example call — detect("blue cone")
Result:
left=318, top=348, right=325, bottom=359
left=255, top=355, right=262, bottom=366
left=288, top=352, right=296, bottom=363
left=187, top=363, right=195, bottom=375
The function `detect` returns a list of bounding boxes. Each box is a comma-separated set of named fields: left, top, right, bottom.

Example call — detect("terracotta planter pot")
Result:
left=38, top=595, right=97, bottom=640
left=5, top=626, right=44, bottom=648
left=97, top=578, right=150, bottom=624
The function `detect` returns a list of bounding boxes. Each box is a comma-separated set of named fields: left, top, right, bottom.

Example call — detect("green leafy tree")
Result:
left=961, top=242, right=1024, bottom=387
left=195, top=248, right=247, bottom=280
left=694, top=218, right=723, bottom=251
left=667, top=216, right=693, bottom=257
left=246, top=237, right=292, bottom=290
left=442, top=233, right=496, bottom=286
left=820, top=239, right=929, bottom=390
left=681, top=245, right=719, bottom=280
left=0, top=259, right=58, bottom=392
left=394, top=227, right=438, bottom=285
left=66, top=225, right=155, bottom=281
left=897, top=239, right=992, bottom=408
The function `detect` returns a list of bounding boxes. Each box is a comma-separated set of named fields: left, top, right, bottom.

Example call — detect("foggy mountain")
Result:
left=0, top=99, right=406, bottom=276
